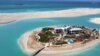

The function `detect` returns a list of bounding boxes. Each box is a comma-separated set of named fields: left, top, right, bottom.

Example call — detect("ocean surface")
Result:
left=0, top=2, right=100, bottom=56
left=0, top=2, right=100, bottom=13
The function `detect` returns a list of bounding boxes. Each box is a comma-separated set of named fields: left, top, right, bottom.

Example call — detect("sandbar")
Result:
left=89, top=18, right=100, bottom=25
left=0, top=8, right=100, bottom=24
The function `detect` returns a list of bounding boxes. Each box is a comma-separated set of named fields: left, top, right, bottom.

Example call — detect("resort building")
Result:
left=54, top=26, right=83, bottom=35
left=32, top=25, right=100, bottom=47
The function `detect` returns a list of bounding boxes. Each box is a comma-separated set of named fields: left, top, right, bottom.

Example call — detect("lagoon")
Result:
left=0, top=14, right=100, bottom=56
left=0, top=2, right=100, bottom=56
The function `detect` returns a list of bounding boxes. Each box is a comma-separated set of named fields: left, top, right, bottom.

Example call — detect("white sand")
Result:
left=89, top=18, right=100, bottom=25
left=18, top=29, right=100, bottom=55
left=17, top=31, right=36, bottom=55
left=0, top=8, right=100, bottom=24
left=41, top=39, right=100, bottom=54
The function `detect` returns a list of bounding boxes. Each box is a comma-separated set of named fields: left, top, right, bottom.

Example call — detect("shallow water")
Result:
left=0, top=2, right=100, bottom=56
left=0, top=13, right=100, bottom=56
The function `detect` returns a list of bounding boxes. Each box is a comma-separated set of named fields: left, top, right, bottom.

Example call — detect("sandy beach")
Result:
left=0, top=8, right=100, bottom=24
left=18, top=31, right=36, bottom=55
left=89, top=18, right=100, bottom=25
left=18, top=29, right=100, bottom=55
left=18, top=29, right=43, bottom=55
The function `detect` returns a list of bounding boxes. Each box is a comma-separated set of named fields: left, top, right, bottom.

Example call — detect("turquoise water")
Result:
left=0, top=2, right=100, bottom=56
left=0, top=13, right=100, bottom=56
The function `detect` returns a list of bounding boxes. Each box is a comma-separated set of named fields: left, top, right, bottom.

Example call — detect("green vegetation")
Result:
left=42, top=27, right=54, bottom=31
left=37, top=26, right=99, bottom=45
left=55, top=41, right=67, bottom=45
left=38, top=27, right=55, bottom=43
left=38, top=33, right=50, bottom=42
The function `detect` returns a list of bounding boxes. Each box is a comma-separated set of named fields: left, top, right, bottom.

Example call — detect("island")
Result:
left=18, top=25, right=100, bottom=55
left=1, top=8, right=100, bottom=24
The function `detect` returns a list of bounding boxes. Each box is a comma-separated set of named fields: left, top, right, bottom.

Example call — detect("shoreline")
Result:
left=0, top=8, right=100, bottom=24
left=89, top=18, right=100, bottom=25
left=17, top=31, right=36, bottom=55
left=18, top=27, right=100, bottom=55
left=40, top=39, right=100, bottom=54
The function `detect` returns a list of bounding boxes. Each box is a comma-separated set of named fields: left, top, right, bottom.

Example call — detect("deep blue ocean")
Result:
left=0, top=2, right=100, bottom=56
left=0, top=2, right=100, bottom=12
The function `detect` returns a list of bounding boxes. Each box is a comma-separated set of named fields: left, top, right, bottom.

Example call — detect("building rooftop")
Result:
left=70, top=28, right=82, bottom=31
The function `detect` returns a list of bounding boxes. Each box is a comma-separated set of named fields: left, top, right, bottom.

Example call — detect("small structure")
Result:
left=54, top=26, right=83, bottom=37
left=54, top=26, right=71, bottom=33
left=69, top=28, right=83, bottom=34
left=55, top=28, right=63, bottom=33
left=64, top=26, right=71, bottom=31
left=65, top=39, right=74, bottom=44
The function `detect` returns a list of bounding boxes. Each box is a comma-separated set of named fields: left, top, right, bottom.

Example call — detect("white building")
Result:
left=54, top=26, right=83, bottom=37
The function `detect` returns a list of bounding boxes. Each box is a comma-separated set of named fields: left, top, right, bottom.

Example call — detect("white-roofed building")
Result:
left=54, top=26, right=71, bottom=33
left=70, top=28, right=82, bottom=31
left=54, top=27, right=64, bottom=33
left=69, top=28, right=83, bottom=34
left=54, top=26, right=83, bottom=37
